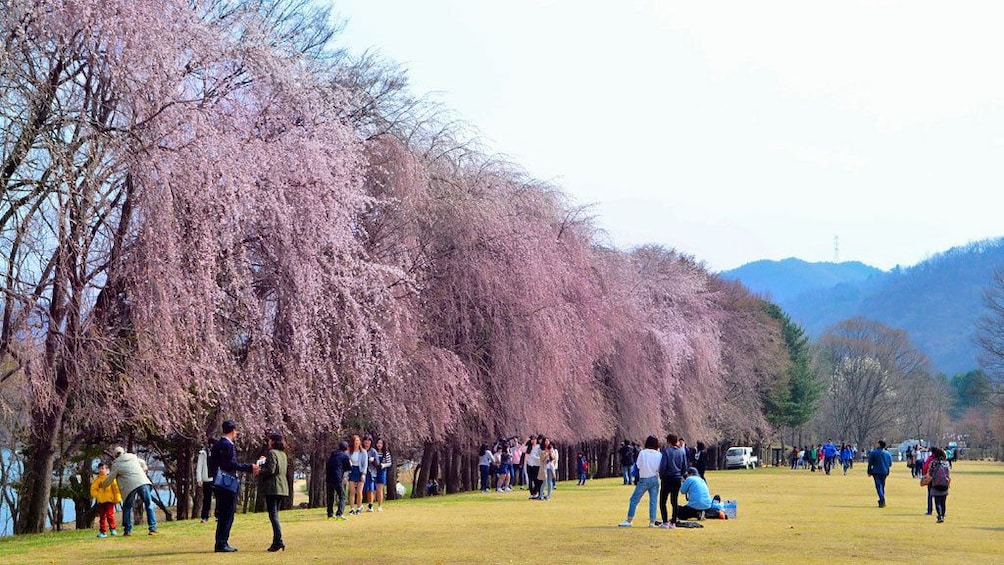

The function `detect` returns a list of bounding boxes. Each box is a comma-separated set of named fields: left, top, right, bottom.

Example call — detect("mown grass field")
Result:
left=1, top=460, right=1001, bottom=564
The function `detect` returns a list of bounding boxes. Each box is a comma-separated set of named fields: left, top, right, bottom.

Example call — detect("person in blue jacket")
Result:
left=839, top=442, right=854, bottom=475
left=822, top=440, right=838, bottom=475
left=866, top=439, right=892, bottom=508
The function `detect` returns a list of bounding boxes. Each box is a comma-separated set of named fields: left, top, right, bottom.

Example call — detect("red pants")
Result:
left=97, top=502, right=117, bottom=533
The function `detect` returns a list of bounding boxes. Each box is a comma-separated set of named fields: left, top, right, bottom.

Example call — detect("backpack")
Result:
left=931, top=461, right=950, bottom=489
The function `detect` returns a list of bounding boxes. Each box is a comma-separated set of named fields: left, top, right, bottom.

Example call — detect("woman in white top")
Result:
left=347, top=435, right=367, bottom=514
left=619, top=436, right=663, bottom=527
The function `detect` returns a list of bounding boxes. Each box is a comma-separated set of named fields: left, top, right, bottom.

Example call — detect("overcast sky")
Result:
left=329, top=0, right=1004, bottom=272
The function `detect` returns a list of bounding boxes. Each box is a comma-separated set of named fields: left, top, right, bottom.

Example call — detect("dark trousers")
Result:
left=659, top=476, right=682, bottom=524
left=200, top=481, right=214, bottom=521
left=266, top=495, right=283, bottom=546
left=214, top=487, right=237, bottom=549
left=872, top=474, right=888, bottom=504
left=527, top=465, right=541, bottom=496
left=326, top=480, right=346, bottom=517
left=933, top=493, right=947, bottom=518
left=479, top=465, right=491, bottom=491
left=677, top=504, right=705, bottom=521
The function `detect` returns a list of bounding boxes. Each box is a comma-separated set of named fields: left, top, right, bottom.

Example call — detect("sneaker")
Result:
left=366, top=506, right=374, bottom=513
left=377, top=506, right=383, bottom=512
left=659, top=522, right=675, bottom=529
left=936, top=516, right=944, bottom=523
left=97, top=533, right=108, bottom=538
left=648, top=522, right=657, bottom=528
left=618, top=521, right=632, bottom=527
left=925, top=511, right=933, bottom=515
left=878, top=501, right=885, bottom=508
left=110, top=530, right=117, bottom=536
left=148, top=531, right=158, bottom=536
left=335, top=515, right=347, bottom=521
left=122, top=532, right=132, bottom=537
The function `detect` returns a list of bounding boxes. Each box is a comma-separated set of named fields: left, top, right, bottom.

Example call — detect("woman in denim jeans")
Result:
left=618, top=436, right=663, bottom=527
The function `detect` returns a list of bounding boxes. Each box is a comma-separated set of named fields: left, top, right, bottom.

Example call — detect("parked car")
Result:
left=725, top=446, right=758, bottom=469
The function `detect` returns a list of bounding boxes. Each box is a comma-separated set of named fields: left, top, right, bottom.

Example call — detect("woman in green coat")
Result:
left=259, top=432, right=289, bottom=552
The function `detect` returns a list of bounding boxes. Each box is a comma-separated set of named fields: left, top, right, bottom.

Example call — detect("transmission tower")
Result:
left=834, top=236, right=840, bottom=263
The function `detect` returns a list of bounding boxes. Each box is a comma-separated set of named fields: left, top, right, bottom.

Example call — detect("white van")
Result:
left=725, top=447, right=758, bottom=469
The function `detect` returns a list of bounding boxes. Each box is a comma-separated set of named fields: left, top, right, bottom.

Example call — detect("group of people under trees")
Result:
left=788, top=440, right=858, bottom=475
left=476, top=434, right=588, bottom=500
left=617, top=434, right=718, bottom=528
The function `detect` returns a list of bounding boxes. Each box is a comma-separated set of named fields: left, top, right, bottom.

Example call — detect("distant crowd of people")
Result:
left=787, top=440, right=857, bottom=474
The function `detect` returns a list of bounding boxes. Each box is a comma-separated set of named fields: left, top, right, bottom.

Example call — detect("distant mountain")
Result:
left=720, top=239, right=1004, bottom=375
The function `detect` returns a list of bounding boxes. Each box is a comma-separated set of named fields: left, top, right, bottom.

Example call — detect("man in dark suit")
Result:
left=211, top=420, right=259, bottom=552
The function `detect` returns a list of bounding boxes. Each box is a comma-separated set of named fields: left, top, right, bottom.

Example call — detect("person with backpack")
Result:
left=922, top=447, right=951, bottom=523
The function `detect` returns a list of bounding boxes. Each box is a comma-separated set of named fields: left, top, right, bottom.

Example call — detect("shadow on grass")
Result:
left=969, top=526, right=1004, bottom=532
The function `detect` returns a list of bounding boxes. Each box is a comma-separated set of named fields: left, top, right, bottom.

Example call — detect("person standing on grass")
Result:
left=103, top=446, right=157, bottom=537
left=866, top=439, right=892, bottom=508
left=257, top=432, right=288, bottom=552
left=618, top=440, right=634, bottom=485
left=363, top=435, right=379, bottom=512
left=526, top=436, right=542, bottom=499
left=658, top=433, right=687, bottom=528
left=196, top=438, right=215, bottom=523
left=374, top=438, right=393, bottom=509
left=618, top=436, right=662, bottom=528
left=347, top=434, right=368, bottom=515
left=537, top=437, right=556, bottom=500
left=694, top=441, right=708, bottom=483
left=923, top=447, right=951, bottom=523
left=576, top=452, right=589, bottom=485
left=840, top=443, right=854, bottom=475
left=210, top=420, right=259, bottom=552
left=478, top=442, right=493, bottom=493
left=90, top=461, right=121, bottom=538
left=822, top=440, right=838, bottom=475
left=326, top=440, right=351, bottom=519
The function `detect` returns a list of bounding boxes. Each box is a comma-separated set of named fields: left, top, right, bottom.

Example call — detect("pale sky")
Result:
left=329, top=0, right=1004, bottom=272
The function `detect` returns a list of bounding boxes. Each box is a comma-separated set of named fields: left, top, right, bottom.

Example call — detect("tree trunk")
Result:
left=412, top=441, right=434, bottom=499
left=448, top=447, right=463, bottom=494
left=385, top=453, right=399, bottom=501
left=308, top=447, right=326, bottom=508
left=14, top=408, right=63, bottom=534
left=174, top=441, right=194, bottom=520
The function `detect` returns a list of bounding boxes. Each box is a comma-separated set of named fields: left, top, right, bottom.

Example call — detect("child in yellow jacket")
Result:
left=90, top=462, right=122, bottom=537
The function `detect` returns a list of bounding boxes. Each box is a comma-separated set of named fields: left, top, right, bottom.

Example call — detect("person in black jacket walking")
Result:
left=211, top=420, right=259, bottom=553
left=326, top=441, right=351, bottom=520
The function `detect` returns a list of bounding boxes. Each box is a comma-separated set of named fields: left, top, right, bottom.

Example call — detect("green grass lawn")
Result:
left=2, top=461, right=1001, bottom=564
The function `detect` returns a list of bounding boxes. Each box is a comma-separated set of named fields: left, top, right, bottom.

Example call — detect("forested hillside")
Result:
left=723, top=239, right=1004, bottom=374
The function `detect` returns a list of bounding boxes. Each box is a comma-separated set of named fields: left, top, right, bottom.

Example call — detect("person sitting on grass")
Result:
left=676, top=467, right=712, bottom=521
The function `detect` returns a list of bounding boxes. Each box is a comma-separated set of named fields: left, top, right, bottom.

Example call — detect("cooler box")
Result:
left=723, top=499, right=737, bottom=519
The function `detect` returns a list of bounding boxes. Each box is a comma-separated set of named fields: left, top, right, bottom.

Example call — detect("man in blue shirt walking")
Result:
left=866, top=439, right=892, bottom=508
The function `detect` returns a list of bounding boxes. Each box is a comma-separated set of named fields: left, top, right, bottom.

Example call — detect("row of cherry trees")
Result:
left=1, top=1, right=798, bottom=533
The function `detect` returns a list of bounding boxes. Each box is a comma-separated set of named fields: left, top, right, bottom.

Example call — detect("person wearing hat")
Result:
left=103, top=446, right=157, bottom=536
left=677, top=466, right=713, bottom=521
left=210, top=420, right=259, bottom=553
